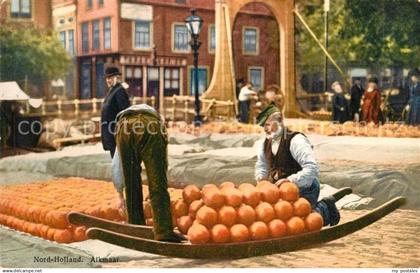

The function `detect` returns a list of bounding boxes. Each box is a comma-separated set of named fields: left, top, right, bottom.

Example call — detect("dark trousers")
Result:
left=115, top=112, right=174, bottom=239
left=109, top=147, right=115, bottom=158
left=299, top=181, right=332, bottom=226
left=240, top=100, right=250, bottom=123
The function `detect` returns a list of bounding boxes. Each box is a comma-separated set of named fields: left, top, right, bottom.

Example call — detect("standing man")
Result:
left=349, top=79, right=364, bottom=121
left=238, top=82, right=257, bottom=123
left=331, top=81, right=349, bottom=124
left=112, top=104, right=184, bottom=243
left=101, top=66, right=130, bottom=158
left=407, top=72, right=420, bottom=125
left=254, top=104, right=350, bottom=227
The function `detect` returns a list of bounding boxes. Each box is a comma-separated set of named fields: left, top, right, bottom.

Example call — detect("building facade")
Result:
left=0, top=0, right=52, bottom=28
left=76, top=0, right=280, bottom=111
left=52, top=0, right=77, bottom=99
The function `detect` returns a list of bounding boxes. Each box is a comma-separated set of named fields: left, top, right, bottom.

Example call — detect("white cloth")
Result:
left=112, top=149, right=124, bottom=193
left=115, top=104, right=158, bottom=121
left=238, top=86, right=256, bottom=101
left=255, top=133, right=319, bottom=189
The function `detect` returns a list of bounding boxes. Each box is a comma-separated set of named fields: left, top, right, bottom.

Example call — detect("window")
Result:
left=125, top=66, right=143, bottom=97
left=134, top=21, right=151, bottom=49
left=87, top=0, right=93, bottom=9
left=173, top=24, right=189, bottom=52
left=209, top=25, right=216, bottom=53
left=243, top=27, right=259, bottom=54
left=59, top=31, right=66, bottom=49
left=164, top=68, right=180, bottom=96
left=98, top=0, right=104, bottom=6
left=103, top=17, right=111, bottom=49
left=82, top=22, right=89, bottom=53
left=175, top=0, right=186, bottom=3
left=92, top=20, right=100, bottom=50
left=249, top=67, right=264, bottom=91
left=11, top=0, right=31, bottom=18
left=190, top=67, right=208, bottom=95
left=96, top=62, right=106, bottom=98
left=68, top=30, right=75, bottom=56
left=80, top=62, right=92, bottom=99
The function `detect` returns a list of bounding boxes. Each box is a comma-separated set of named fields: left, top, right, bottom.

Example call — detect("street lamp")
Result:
left=185, top=9, right=203, bottom=126
left=323, top=0, right=330, bottom=93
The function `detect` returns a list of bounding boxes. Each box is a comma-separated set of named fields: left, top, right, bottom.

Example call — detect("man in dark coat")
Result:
left=407, top=73, right=420, bottom=125
left=331, top=81, right=349, bottom=123
left=349, top=79, right=364, bottom=121
left=101, top=66, right=130, bottom=158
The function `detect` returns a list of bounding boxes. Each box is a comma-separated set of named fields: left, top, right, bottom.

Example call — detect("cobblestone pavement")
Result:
left=1, top=209, right=418, bottom=268
left=100, top=209, right=420, bottom=268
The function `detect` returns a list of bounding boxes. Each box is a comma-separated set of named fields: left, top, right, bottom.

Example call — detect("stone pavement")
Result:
left=100, top=209, right=420, bottom=268
left=1, top=209, right=418, bottom=268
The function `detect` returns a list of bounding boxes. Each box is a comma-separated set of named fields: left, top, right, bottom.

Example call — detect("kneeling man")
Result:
left=255, top=104, right=344, bottom=226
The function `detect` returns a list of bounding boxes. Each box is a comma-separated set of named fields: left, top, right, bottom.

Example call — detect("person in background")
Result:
left=264, top=85, right=285, bottom=111
left=361, top=77, right=382, bottom=125
left=349, top=79, right=364, bottom=121
left=407, top=72, right=420, bottom=125
left=100, top=66, right=131, bottom=158
left=331, top=81, right=349, bottom=123
left=236, top=78, right=245, bottom=100
left=238, top=82, right=257, bottom=123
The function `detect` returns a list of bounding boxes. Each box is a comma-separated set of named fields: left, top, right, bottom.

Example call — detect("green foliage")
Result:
left=0, top=23, right=71, bottom=87
left=342, top=0, right=420, bottom=68
left=296, top=0, right=420, bottom=73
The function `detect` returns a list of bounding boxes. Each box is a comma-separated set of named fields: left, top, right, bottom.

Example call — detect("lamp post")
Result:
left=185, top=9, right=203, bottom=126
left=323, top=0, right=330, bottom=93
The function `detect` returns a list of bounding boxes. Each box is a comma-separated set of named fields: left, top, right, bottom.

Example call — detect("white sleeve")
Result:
left=112, top=149, right=125, bottom=193
left=255, top=139, right=269, bottom=181
left=242, top=88, right=256, bottom=96
left=287, top=134, right=319, bottom=188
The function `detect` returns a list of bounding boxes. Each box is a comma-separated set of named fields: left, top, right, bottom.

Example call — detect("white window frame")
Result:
left=59, top=31, right=66, bottom=49
left=242, top=26, right=259, bottom=56
left=67, top=29, right=75, bottom=56
left=172, top=22, right=191, bottom=53
left=248, top=66, right=264, bottom=91
left=133, top=20, right=153, bottom=51
left=92, top=19, right=100, bottom=50
left=208, top=24, right=216, bottom=54
left=10, top=0, right=32, bottom=18
left=82, top=22, right=89, bottom=53
left=103, top=17, right=111, bottom=49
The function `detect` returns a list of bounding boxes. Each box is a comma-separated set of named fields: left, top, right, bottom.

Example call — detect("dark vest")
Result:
left=264, top=131, right=303, bottom=182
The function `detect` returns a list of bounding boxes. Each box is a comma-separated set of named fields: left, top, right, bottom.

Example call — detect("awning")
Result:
left=0, top=81, right=30, bottom=101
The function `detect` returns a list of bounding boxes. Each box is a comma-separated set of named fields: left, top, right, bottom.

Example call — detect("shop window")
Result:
left=164, top=68, right=180, bottom=96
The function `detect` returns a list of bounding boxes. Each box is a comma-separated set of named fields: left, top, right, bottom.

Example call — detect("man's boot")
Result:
left=321, top=196, right=341, bottom=226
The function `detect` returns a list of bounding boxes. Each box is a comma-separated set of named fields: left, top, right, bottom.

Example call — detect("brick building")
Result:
left=0, top=0, right=52, bottom=28
left=76, top=0, right=280, bottom=111
left=52, top=0, right=77, bottom=99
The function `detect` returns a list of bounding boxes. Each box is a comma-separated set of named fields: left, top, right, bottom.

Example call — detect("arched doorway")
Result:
left=203, top=0, right=297, bottom=117
left=231, top=2, right=280, bottom=113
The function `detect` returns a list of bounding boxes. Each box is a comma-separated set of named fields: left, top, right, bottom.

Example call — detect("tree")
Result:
left=342, top=0, right=420, bottom=69
left=296, top=0, right=420, bottom=87
left=0, top=23, right=71, bottom=97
